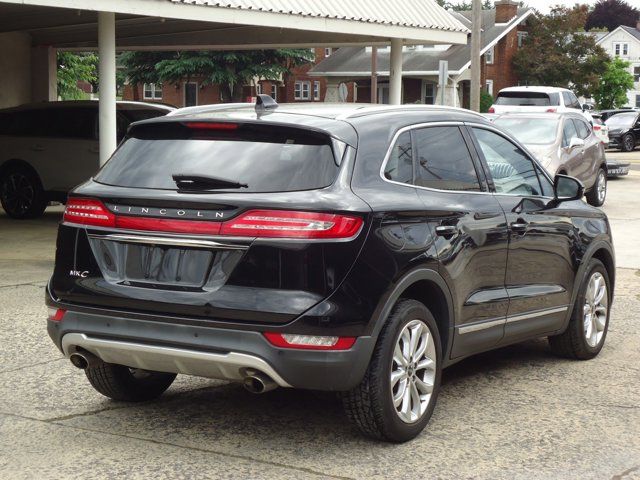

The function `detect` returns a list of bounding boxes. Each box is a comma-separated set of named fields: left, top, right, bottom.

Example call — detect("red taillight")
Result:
left=64, top=198, right=115, bottom=228
left=593, top=125, right=601, bottom=131
left=488, top=107, right=495, bottom=114
left=47, top=308, right=66, bottom=322
left=64, top=201, right=362, bottom=240
left=546, top=108, right=557, bottom=113
left=263, top=332, right=356, bottom=350
left=220, top=210, right=363, bottom=239
left=184, top=122, right=238, bottom=131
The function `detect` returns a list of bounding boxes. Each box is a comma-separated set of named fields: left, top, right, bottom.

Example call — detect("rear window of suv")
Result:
left=95, top=122, right=341, bottom=193
left=495, top=92, right=560, bottom=107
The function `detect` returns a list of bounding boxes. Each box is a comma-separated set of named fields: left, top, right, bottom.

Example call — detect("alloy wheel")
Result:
left=391, top=319, right=437, bottom=424
left=597, top=171, right=607, bottom=204
left=623, top=135, right=634, bottom=152
left=583, top=272, right=608, bottom=348
left=1, top=172, right=35, bottom=216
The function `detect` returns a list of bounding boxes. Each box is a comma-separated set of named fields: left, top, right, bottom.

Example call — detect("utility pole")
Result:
left=371, top=46, right=378, bottom=104
left=470, top=0, right=482, bottom=112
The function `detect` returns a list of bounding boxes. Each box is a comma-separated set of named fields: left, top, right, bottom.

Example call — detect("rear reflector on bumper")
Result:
left=47, top=308, right=66, bottom=322
left=263, top=332, right=356, bottom=350
left=64, top=199, right=363, bottom=240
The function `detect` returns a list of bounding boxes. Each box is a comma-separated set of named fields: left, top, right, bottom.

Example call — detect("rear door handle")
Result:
left=435, top=225, right=458, bottom=238
left=31, top=144, right=45, bottom=152
left=510, top=222, right=528, bottom=233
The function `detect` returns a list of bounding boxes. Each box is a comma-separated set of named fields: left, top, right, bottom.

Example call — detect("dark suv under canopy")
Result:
left=47, top=100, right=615, bottom=442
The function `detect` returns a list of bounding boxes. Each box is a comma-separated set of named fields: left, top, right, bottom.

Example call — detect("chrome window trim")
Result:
left=378, top=121, right=556, bottom=199
left=378, top=121, right=492, bottom=196
left=465, top=121, right=557, bottom=199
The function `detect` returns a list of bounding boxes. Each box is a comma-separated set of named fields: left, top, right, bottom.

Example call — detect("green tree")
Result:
left=593, top=58, right=635, bottom=109
left=480, top=91, right=494, bottom=113
left=57, top=52, right=98, bottom=100
left=120, top=49, right=313, bottom=102
left=512, top=6, right=609, bottom=98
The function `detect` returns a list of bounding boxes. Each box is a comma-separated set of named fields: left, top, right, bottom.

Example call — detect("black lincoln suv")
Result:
left=47, top=97, right=615, bottom=442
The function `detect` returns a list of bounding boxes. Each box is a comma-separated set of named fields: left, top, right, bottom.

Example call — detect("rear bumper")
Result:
left=47, top=306, right=375, bottom=392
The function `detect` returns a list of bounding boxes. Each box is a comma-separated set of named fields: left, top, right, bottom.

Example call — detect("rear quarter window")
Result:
left=95, top=122, right=341, bottom=193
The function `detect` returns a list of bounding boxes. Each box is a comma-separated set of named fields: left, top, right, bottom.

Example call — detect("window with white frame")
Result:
left=485, top=79, right=494, bottom=96
left=634, top=66, right=640, bottom=83
left=324, top=48, right=333, bottom=57
left=614, top=42, right=629, bottom=57
left=255, top=83, right=262, bottom=95
left=294, top=81, right=311, bottom=100
left=271, top=84, right=278, bottom=101
left=313, top=81, right=321, bottom=101
left=517, top=31, right=528, bottom=48
left=485, top=46, right=495, bottom=65
left=143, top=83, right=162, bottom=100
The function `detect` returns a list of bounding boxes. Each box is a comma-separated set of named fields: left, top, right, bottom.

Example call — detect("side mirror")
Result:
left=554, top=174, right=584, bottom=202
left=568, top=137, right=585, bottom=150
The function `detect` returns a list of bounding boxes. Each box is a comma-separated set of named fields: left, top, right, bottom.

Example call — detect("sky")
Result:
left=528, top=0, right=639, bottom=13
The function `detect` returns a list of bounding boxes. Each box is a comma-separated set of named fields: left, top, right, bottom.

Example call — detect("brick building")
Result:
left=122, top=47, right=354, bottom=107
left=310, top=0, right=533, bottom=108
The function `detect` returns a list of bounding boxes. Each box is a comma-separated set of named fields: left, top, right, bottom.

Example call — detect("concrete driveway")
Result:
left=1, top=174, right=639, bottom=479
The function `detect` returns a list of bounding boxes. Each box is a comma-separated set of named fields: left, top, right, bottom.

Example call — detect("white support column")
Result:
left=389, top=38, right=403, bottom=105
left=98, top=11, right=117, bottom=166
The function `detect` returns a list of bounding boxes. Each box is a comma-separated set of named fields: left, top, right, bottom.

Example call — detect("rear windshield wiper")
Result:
left=172, top=174, right=248, bottom=191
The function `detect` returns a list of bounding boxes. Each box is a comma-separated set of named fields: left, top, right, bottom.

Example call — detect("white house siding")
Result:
left=597, top=28, right=640, bottom=107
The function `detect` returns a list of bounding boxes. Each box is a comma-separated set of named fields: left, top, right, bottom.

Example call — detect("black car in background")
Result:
left=595, top=109, right=636, bottom=123
left=606, top=111, right=640, bottom=152
left=46, top=98, right=615, bottom=442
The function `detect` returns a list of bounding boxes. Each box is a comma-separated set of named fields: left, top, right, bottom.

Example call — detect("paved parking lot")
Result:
left=1, top=166, right=639, bottom=479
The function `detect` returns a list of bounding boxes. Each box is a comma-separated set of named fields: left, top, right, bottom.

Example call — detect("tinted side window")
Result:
left=49, top=108, right=97, bottom=139
left=473, top=128, right=543, bottom=196
left=413, top=126, right=481, bottom=191
left=384, top=131, right=413, bottom=184
left=573, top=119, right=590, bottom=139
left=562, top=119, right=579, bottom=147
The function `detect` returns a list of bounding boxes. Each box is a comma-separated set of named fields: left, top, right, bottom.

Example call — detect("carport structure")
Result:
left=0, top=0, right=468, bottom=164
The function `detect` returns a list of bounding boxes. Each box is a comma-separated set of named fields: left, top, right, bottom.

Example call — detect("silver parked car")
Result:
left=494, top=112, right=608, bottom=206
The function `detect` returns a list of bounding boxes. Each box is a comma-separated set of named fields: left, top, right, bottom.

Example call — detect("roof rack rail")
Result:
left=256, top=94, right=278, bottom=112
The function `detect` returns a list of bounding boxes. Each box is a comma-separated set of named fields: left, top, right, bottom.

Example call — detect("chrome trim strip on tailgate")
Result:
left=62, top=333, right=291, bottom=387
left=87, top=233, right=249, bottom=250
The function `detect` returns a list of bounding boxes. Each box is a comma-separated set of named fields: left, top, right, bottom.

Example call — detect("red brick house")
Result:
left=310, top=0, right=533, bottom=108
left=122, top=47, right=352, bottom=107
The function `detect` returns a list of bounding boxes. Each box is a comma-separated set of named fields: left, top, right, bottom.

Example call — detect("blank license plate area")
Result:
left=124, top=245, right=213, bottom=287
left=89, top=238, right=215, bottom=289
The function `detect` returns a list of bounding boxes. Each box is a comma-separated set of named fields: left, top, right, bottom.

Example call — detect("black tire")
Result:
left=586, top=168, right=607, bottom=207
left=85, top=363, right=177, bottom=402
left=342, top=299, right=442, bottom=442
left=548, top=259, right=611, bottom=360
left=621, top=133, right=635, bottom=153
left=0, top=166, right=47, bottom=219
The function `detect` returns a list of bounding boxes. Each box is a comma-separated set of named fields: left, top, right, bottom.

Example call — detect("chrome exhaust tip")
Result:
left=69, top=353, right=88, bottom=369
left=69, top=350, right=101, bottom=369
left=243, top=372, right=278, bottom=394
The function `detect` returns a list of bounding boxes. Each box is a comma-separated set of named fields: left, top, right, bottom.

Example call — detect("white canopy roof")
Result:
left=0, top=0, right=469, bottom=49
